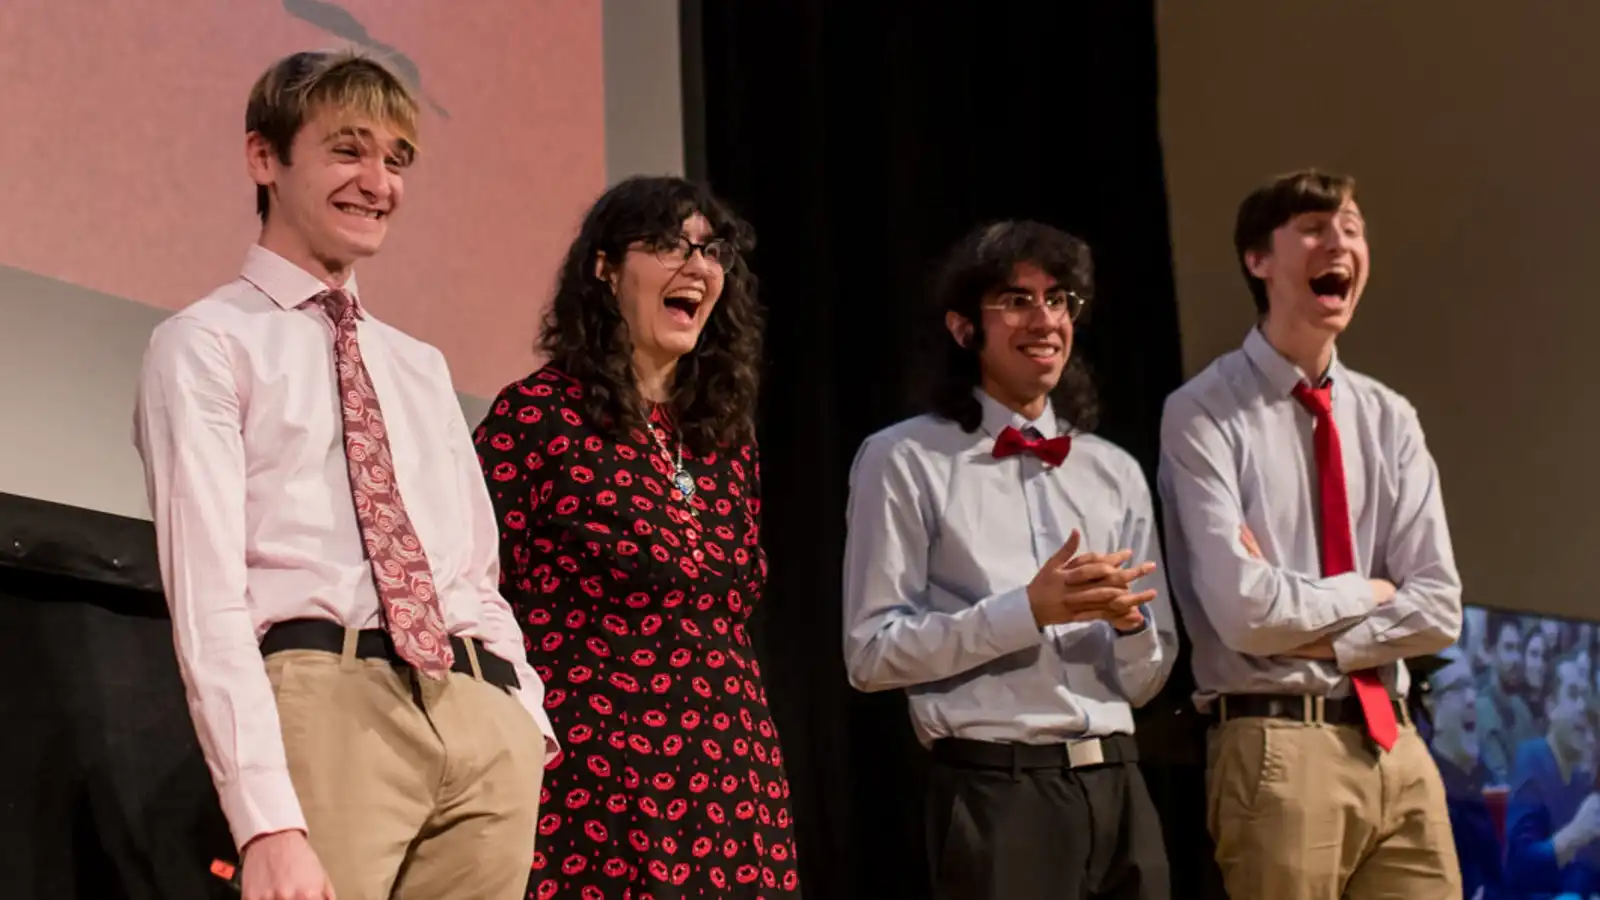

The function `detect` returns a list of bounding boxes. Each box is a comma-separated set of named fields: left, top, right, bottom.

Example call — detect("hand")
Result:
left=1369, top=578, right=1396, bottom=606
left=1555, top=792, right=1600, bottom=865
left=1239, top=524, right=1264, bottom=560
left=241, top=830, right=336, bottom=900
left=1109, top=606, right=1146, bottom=634
left=1027, top=531, right=1158, bottom=629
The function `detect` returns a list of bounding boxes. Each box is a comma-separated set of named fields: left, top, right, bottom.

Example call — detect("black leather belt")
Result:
left=260, top=618, right=520, bottom=691
left=1214, top=693, right=1408, bottom=727
left=931, top=733, right=1138, bottom=771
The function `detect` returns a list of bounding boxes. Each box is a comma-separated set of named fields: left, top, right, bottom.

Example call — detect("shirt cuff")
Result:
left=1324, top=571, right=1378, bottom=628
left=1331, top=607, right=1390, bottom=673
left=219, top=767, right=308, bottom=852
left=1112, top=607, right=1161, bottom=663
left=512, top=683, right=562, bottom=761
left=983, top=586, right=1043, bottom=656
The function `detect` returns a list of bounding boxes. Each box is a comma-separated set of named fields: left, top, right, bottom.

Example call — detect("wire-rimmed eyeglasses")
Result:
left=979, top=289, right=1089, bottom=324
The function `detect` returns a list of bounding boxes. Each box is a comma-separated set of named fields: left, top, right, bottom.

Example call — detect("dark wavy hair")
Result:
left=929, top=220, right=1100, bottom=433
left=540, top=176, right=762, bottom=453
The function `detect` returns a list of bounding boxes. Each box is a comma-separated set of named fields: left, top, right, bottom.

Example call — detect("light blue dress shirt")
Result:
left=1157, top=327, right=1463, bottom=709
left=842, top=390, right=1177, bottom=747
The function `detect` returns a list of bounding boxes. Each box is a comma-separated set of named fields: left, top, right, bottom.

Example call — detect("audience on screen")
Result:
left=1426, top=610, right=1600, bottom=899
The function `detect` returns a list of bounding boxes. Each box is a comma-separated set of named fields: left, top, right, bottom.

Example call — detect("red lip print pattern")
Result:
left=312, top=290, right=452, bottom=677
left=475, top=365, right=799, bottom=899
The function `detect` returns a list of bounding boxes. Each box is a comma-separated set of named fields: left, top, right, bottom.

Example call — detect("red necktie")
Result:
left=992, top=425, right=1071, bottom=467
left=315, top=289, right=455, bottom=679
left=1291, top=381, right=1398, bottom=751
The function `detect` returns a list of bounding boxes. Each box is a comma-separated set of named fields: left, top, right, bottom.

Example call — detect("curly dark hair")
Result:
left=929, top=220, right=1100, bottom=433
left=540, top=176, right=762, bottom=454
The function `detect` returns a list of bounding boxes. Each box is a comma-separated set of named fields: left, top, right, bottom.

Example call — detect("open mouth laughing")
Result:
left=663, top=288, right=704, bottom=326
left=1309, top=266, right=1353, bottom=305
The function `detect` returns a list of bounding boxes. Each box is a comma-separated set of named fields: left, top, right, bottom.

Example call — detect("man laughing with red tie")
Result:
left=842, top=220, right=1177, bottom=900
left=1158, top=170, right=1464, bottom=900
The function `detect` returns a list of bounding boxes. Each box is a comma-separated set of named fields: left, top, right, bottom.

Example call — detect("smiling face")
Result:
left=247, top=107, right=412, bottom=282
left=1247, top=197, right=1368, bottom=338
left=598, top=213, right=728, bottom=373
left=947, top=261, right=1077, bottom=418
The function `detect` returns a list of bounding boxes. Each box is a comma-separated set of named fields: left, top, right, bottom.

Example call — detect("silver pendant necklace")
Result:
left=648, top=418, right=697, bottom=514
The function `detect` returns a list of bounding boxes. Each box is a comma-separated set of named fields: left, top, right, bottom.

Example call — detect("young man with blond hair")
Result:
left=134, top=50, right=555, bottom=900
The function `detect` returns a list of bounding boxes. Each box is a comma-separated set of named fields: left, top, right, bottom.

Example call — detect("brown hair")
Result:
left=1233, top=169, right=1357, bottom=315
left=245, top=49, right=420, bottom=222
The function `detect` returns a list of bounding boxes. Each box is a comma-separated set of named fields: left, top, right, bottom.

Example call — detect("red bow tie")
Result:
left=992, top=425, right=1071, bottom=467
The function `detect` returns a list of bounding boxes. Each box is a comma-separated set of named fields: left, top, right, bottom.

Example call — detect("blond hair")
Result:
left=245, top=49, right=420, bottom=221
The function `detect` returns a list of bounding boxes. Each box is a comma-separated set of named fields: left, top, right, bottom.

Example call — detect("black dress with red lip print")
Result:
left=473, top=365, right=801, bottom=900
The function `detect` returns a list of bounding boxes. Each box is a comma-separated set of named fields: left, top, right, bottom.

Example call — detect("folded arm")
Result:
left=1330, top=400, right=1462, bottom=671
left=133, top=318, right=305, bottom=850
left=1158, top=396, right=1375, bottom=658
left=842, top=437, right=1042, bottom=693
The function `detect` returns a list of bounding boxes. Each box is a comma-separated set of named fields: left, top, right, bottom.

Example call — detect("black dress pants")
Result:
left=926, top=734, right=1169, bottom=900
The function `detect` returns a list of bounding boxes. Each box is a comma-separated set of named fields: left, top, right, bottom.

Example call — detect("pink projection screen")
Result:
left=0, top=0, right=606, bottom=398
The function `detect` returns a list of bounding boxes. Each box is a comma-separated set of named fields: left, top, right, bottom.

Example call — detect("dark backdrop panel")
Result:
left=0, top=568, right=231, bottom=900
left=689, top=4, right=1216, bottom=899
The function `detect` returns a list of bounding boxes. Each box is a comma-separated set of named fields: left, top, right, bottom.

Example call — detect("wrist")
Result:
left=243, top=828, right=307, bottom=855
left=1024, top=583, right=1046, bottom=630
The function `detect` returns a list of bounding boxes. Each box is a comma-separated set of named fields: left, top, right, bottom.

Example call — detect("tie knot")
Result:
left=1291, top=381, right=1333, bottom=418
left=313, top=289, right=356, bottom=327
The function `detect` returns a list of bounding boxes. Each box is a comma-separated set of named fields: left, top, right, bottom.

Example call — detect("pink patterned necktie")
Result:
left=313, top=289, right=454, bottom=679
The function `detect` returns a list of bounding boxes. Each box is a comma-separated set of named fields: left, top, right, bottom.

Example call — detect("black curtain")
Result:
left=689, top=4, right=1218, bottom=899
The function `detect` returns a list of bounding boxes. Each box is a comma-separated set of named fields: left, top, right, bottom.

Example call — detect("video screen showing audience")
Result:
left=1422, top=606, right=1600, bottom=898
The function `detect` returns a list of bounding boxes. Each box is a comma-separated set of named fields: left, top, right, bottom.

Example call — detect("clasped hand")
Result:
left=1026, top=530, right=1158, bottom=631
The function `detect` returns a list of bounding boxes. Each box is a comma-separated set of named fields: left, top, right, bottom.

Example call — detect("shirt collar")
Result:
left=975, top=388, right=1060, bottom=440
left=1242, top=325, right=1344, bottom=398
left=240, top=244, right=362, bottom=315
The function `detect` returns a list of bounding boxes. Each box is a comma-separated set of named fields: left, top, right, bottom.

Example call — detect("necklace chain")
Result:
left=648, top=417, right=697, bottom=516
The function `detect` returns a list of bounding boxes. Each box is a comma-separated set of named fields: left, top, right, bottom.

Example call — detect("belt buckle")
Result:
left=1067, top=737, right=1104, bottom=768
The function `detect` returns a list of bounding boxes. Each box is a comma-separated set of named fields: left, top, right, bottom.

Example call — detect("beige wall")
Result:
left=1158, top=1, right=1600, bottom=619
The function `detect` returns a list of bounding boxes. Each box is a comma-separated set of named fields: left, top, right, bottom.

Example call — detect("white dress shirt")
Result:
left=842, top=390, right=1177, bottom=747
left=133, top=245, right=557, bottom=850
left=1157, top=327, right=1462, bottom=709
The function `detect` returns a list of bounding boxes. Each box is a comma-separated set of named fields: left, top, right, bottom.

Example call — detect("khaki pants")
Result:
left=265, top=636, right=546, bottom=900
left=1207, top=717, right=1460, bottom=900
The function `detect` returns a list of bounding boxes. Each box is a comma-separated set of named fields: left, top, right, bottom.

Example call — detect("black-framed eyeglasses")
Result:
left=634, top=235, right=735, bottom=272
left=980, top=289, right=1089, bottom=323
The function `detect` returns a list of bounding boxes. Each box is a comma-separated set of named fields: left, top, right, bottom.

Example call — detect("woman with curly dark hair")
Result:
left=473, top=176, right=800, bottom=900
